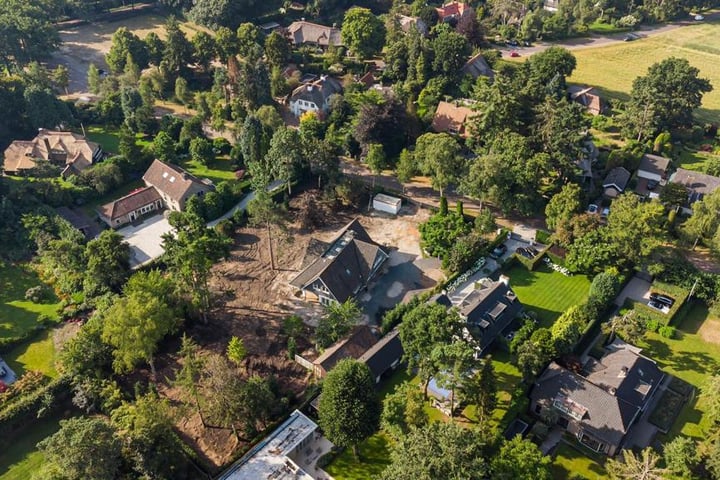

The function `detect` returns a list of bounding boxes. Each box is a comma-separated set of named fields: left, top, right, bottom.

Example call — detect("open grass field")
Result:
left=640, top=302, right=720, bottom=440
left=568, top=22, right=720, bottom=124
left=0, top=416, right=64, bottom=480
left=502, top=264, right=592, bottom=327
left=4, top=329, right=58, bottom=379
left=0, top=265, right=60, bottom=340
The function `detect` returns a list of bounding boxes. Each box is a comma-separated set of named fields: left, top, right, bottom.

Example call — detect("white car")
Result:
left=694, top=14, right=704, bottom=21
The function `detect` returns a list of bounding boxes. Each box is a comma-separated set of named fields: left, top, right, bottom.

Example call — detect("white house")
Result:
left=373, top=193, right=402, bottom=215
left=288, top=75, right=343, bottom=118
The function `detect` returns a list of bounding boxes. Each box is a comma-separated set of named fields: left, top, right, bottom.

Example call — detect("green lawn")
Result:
left=179, top=156, right=238, bottom=185
left=85, top=125, right=152, bottom=155
left=502, top=264, right=592, bottom=327
left=324, top=434, right=392, bottom=480
left=0, top=265, right=60, bottom=340
left=640, top=302, right=720, bottom=440
left=552, top=440, right=607, bottom=480
left=677, top=147, right=720, bottom=173
left=0, top=416, right=64, bottom=480
left=568, top=21, right=720, bottom=124
left=4, top=329, right=58, bottom=378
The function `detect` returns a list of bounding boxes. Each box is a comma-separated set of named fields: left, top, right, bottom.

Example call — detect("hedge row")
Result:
left=0, top=376, right=71, bottom=438
left=0, top=324, right=49, bottom=354
left=626, top=281, right=690, bottom=326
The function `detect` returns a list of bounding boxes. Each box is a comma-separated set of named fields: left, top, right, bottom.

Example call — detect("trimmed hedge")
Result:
left=625, top=281, right=690, bottom=326
left=0, top=376, right=71, bottom=438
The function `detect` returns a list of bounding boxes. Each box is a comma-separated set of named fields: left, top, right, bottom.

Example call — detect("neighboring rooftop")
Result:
left=290, top=75, right=343, bottom=108
left=431, top=101, right=475, bottom=137
left=97, top=186, right=161, bottom=223
left=436, top=1, right=473, bottom=21
left=142, top=159, right=209, bottom=204
left=217, top=410, right=317, bottom=480
left=358, top=328, right=403, bottom=380
left=638, top=153, right=671, bottom=177
left=568, top=86, right=603, bottom=115
left=287, top=20, right=343, bottom=47
left=603, top=167, right=631, bottom=192
left=3, top=129, right=100, bottom=174
left=313, top=325, right=378, bottom=376
left=462, top=52, right=494, bottom=80
left=670, top=168, right=720, bottom=200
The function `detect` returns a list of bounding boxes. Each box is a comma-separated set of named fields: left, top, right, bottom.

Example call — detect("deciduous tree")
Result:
left=491, top=436, right=552, bottom=480
left=316, top=299, right=362, bottom=349
left=341, top=7, right=386, bottom=59
left=545, top=183, right=582, bottom=230
left=606, top=447, right=668, bottom=480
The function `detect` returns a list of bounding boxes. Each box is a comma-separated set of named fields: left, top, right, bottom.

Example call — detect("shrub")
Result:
left=25, top=285, right=52, bottom=303
left=659, top=326, right=676, bottom=339
left=442, top=232, right=489, bottom=274
left=646, top=319, right=661, bottom=333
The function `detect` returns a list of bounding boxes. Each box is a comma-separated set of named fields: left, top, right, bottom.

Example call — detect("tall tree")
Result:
left=265, top=126, right=304, bottom=194
left=431, top=340, right=475, bottom=417
left=606, top=448, right=668, bottom=480
left=241, top=114, right=271, bottom=188
left=83, top=230, right=131, bottom=298
left=102, top=270, right=180, bottom=377
left=316, top=299, right=362, bottom=348
left=545, top=182, right=582, bottom=230
left=414, top=132, right=464, bottom=197
left=34, top=417, right=122, bottom=480
left=200, top=353, right=244, bottom=438
left=174, top=334, right=206, bottom=426
left=491, top=436, right=552, bottom=480
left=516, top=328, right=555, bottom=380
left=191, top=31, right=216, bottom=72
left=683, top=189, right=720, bottom=252
left=264, top=31, right=290, bottom=67
left=341, top=7, right=386, bottom=59
left=382, top=422, right=489, bottom=480
left=162, top=16, right=193, bottom=82
left=163, top=212, right=231, bottom=322
left=247, top=190, right=286, bottom=270
left=460, top=356, right=497, bottom=424
left=623, top=57, right=712, bottom=140
left=226, top=336, right=247, bottom=367
left=431, top=24, right=470, bottom=79
left=399, top=303, right=458, bottom=395
left=106, top=27, right=148, bottom=74
left=701, top=375, right=720, bottom=425
left=381, top=381, right=428, bottom=440
left=318, top=359, right=381, bottom=458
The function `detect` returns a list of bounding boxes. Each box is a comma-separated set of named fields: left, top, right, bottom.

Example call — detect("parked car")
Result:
left=505, top=331, right=516, bottom=341
left=527, top=246, right=540, bottom=256
left=694, top=14, right=705, bottom=20
left=648, top=300, right=666, bottom=311
left=0, top=365, right=6, bottom=377
left=587, top=204, right=599, bottom=214
left=650, top=293, right=675, bottom=307
left=510, top=51, right=521, bottom=57
left=523, top=40, right=532, bottom=47
left=507, top=39, right=519, bottom=47
left=492, top=244, right=508, bottom=257
left=647, top=179, right=659, bottom=190
left=515, top=247, right=533, bottom=259
left=0, top=380, right=6, bottom=393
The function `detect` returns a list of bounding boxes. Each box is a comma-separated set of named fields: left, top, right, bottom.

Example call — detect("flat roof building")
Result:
left=217, top=410, right=318, bottom=480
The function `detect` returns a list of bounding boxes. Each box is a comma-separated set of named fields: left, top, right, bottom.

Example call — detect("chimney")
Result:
left=499, top=275, right=510, bottom=286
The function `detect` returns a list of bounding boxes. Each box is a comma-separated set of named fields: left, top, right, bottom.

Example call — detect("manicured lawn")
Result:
left=324, top=433, right=392, bottom=480
left=4, top=329, right=58, bottom=378
left=502, top=264, right=592, bottom=328
left=0, top=416, right=63, bottom=480
left=552, top=441, right=607, bottom=480
left=567, top=21, right=720, bottom=124
left=640, top=302, right=720, bottom=440
left=587, top=21, right=629, bottom=34
left=677, top=147, right=720, bottom=173
left=0, top=265, right=60, bottom=340
left=179, top=157, right=238, bottom=185
left=85, top=125, right=152, bottom=155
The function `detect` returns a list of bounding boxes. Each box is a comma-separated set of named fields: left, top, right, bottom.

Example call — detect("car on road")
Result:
left=510, top=51, right=521, bottom=57
left=694, top=14, right=705, bottom=21
left=624, top=33, right=640, bottom=41
left=507, top=39, right=519, bottom=47
left=523, top=40, right=532, bottom=47
left=492, top=244, right=508, bottom=258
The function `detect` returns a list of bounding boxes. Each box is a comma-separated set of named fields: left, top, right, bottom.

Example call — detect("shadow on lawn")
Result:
left=644, top=338, right=719, bottom=378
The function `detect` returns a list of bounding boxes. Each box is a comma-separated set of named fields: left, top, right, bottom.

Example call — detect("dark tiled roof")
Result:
left=638, top=154, right=671, bottom=177
left=314, top=325, right=377, bottom=374
left=290, top=76, right=343, bottom=108
left=358, top=328, right=403, bottom=379
left=462, top=53, right=494, bottom=80
left=55, top=206, right=89, bottom=231
left=287, top=21, right=343, bottom=47
left=671, top=168, right=720, bottom=197
left=603, top=167, right=631, bottom=191
left=97, top=186, right=161, bottom=221
left=461, top=280, right=522, bottom=352
left=531, top=362, right=639, bottom=446
left=290, top=219, right=388, bottom=303
left=142, top=159, right=209, bottom=204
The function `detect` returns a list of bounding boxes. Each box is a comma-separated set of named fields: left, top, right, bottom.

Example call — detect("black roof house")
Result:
left=358, top=328, right=404, bottom=383
left=290, top=219, right=389, bottom=304
left=434, top=277, right=522, bottom=354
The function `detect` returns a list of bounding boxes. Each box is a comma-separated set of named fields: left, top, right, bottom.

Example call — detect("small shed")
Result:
left=373, top=193, right=401, bottom=215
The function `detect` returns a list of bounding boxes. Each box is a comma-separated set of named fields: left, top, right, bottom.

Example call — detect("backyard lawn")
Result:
left=85, top=125, right=152, bottom=155
left=552, top=440, right=607, bottom=480
left=4, top=329, right=58, bottom=379
left=502, top=263, right=592, bottom=327
left=179, top=157, right=238, bottom=185
left=0, top=416, right=64, bottom=480
left=640, top=302, right=720, bottom=440
left=0, top=265, right=60, bottom=340
left=567, top=21, right=720, bottom=124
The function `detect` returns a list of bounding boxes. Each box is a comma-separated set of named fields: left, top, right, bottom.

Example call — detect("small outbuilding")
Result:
left=373, top=193, right=402, bottom=215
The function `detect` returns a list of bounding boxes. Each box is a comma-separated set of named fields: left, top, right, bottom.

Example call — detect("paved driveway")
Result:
left=615, top=276, right=652, bottom=306
left=359, top=251, right=442, bottom=324
left=117, top=214, right=173, bottom=268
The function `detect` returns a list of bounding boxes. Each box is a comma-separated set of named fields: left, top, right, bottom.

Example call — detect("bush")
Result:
left=659, top=326, right=676, bottom=339
left=591, top=114, right=612, bottom=131
left=646, top=319, right=661, bottom=333
left=442, top=232, right=489, bottom=274
left=25, top=285, right=52, bottom=303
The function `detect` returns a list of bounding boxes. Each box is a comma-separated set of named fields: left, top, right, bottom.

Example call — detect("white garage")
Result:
left=372, top=193, right=402, bottom=215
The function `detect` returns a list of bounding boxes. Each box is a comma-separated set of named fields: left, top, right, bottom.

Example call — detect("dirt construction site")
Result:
left=159, top=191, right=441, bottom=469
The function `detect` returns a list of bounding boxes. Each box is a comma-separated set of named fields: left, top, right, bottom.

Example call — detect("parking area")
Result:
left=359, top=251, right=443, bottom=324
left=615, top=276, right=652, bottom=307
left=0, top=356, right=18, bottom=386
left=117, top=213, right=173, bottom=268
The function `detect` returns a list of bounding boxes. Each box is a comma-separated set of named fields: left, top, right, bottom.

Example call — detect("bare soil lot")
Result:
left=49, top=13, right=207, bottom=93
left=155, top=191, right=436, bottom=470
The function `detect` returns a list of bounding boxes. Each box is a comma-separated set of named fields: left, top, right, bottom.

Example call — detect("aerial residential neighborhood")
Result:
left=2, top=0, right=720, bottom=479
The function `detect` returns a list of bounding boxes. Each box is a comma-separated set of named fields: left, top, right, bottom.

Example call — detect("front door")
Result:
left=129, top=212, right=136, bottom=221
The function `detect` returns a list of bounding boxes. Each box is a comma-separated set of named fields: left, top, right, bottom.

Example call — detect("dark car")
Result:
left=523, top=40, right=532, bottom=47
left=0, top=365, right=5, bottom=377
left=527, top=246, right=540, bottom=256
left=648, top=300, right=666, bottom=311
left=515, top=247, right=533, bottom=259
left=492, top=244, right=508, bottom=258
left=650, top=293, right=675, bottom=307
left=507, top=39, right=519, bottom=47
left=647, top=179, right=659, bottom=190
